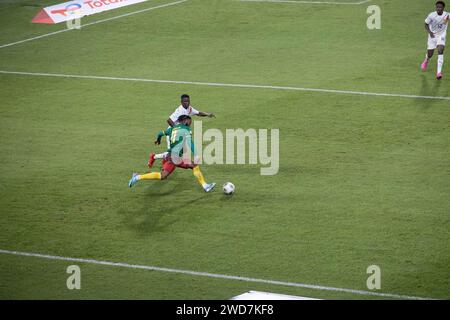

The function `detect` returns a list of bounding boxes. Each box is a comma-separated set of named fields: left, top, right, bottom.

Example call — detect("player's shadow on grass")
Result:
left=418, top=74, right=443, bottom=109
left=120, top=177, right=209, bottom=236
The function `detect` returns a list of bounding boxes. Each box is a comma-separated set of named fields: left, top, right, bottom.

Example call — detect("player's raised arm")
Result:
left=190, top=106, right=215, bottom=118
left=196, top=111, right=216, bottom=118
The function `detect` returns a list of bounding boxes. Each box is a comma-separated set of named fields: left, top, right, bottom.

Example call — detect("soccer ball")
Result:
left=222, top=182, right=235, bottom=195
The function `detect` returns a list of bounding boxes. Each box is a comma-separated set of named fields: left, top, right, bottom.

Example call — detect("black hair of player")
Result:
left=436, top=1, right=445, bottom=7
left=181, top=94, right=190, bottom=100
left=177, top=115, right=191, bottom=123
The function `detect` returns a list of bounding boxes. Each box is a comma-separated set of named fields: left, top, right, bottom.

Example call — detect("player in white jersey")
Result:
left=421, top=1, right=450, bottom=79
left=148, top=94, right=215, bottom=167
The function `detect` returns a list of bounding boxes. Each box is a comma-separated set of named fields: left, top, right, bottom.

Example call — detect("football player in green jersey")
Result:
left=128, top=115, right=215, bottom=193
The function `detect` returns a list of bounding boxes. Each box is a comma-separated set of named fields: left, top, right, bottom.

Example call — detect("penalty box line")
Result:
left=0, top=0, right=189, bottom=50
left=0, top=70, right=449, bottom=101
left=0, top=248, right=434, bottom=300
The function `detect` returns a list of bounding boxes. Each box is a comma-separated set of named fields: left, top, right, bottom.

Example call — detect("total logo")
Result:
left=32, top=0, right=142, bottom=24
left=85, top=0, right=128, bottom=9
left=51, top=3, right=82, bottom=17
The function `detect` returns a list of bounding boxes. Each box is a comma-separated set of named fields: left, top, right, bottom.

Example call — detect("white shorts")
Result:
left=428, top=31, right=446, bottom=50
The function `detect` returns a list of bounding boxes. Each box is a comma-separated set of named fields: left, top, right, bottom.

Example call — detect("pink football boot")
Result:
left=421, top=59, right=429, bottom=71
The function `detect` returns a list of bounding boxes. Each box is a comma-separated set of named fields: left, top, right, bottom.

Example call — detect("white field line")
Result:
left=237, top=0, right=371, bottom=5
left=0, top=70, right=449, bottom=101
left=0, top=248, right=434, bottom=300
left=0, top=0, right=188, bottom=49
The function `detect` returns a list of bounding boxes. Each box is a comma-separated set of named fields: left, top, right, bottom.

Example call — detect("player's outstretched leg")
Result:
left=128, top=173, right=140, bottom=188
left=128, top=172, right=162, bottom=188
left=192, top=166, right=215, bottom=192
left=204, top=182, right=216, bottom=192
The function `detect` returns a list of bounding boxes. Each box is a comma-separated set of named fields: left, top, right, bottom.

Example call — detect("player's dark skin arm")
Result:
left=425, top=23, right=436, bottom=59
left=167, top=118, right=176, bottom=127
left=196, top=111, right=216, bottom=117
left=425, top=23, right=435, bottom=38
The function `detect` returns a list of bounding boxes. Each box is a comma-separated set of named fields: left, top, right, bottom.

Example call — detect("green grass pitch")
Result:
left=0, top=0, right=449, bottom=299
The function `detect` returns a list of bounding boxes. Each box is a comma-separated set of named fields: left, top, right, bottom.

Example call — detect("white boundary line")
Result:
left=0, top=248, right=434, bottom=300
left=0, top=0, right=188, bottom=49
left=1, top=70, right=449, bottom=101
left=237, top=0, right=371, bottom=5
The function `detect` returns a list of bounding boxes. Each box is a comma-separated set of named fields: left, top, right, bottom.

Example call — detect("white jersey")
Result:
left=425, top=11, right=450, bottom=34
left=169, top=105, right=199, bottom=124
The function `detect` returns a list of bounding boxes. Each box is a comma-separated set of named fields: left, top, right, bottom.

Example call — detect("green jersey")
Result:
left=155, top=124, right=196, bottom=157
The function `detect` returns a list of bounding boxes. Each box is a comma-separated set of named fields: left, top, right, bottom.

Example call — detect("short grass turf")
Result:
left=0, top=0, right=449, bottom=299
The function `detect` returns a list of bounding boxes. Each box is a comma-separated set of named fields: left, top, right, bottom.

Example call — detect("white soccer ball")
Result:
left=222, top=182, right=235, bottom=195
